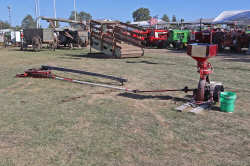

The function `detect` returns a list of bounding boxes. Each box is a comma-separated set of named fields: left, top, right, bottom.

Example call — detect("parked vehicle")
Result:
left=57, top=28, right=88, bottom=48
left=132, top=29, right=168, bottom=48
left=145, top=29, right=168, bottom=48
left=21, top=28, right=54, bottom=51
left=168, top=29, right=190, bottom=49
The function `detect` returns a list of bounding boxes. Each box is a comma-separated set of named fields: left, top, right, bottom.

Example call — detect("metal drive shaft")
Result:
left=55, top=76, right=192, bottom=94
left=16, top=69, right=193, bottom=94
left=54, top=76, right=135, bottom=93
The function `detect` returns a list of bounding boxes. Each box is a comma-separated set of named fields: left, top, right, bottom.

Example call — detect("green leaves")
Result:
left=132, top=8, right=151, bottom=22
left=21, top=14, right=36, bottom=29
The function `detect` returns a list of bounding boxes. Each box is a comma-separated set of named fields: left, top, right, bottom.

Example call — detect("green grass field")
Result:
left=0, top=47, right=249, bottom=166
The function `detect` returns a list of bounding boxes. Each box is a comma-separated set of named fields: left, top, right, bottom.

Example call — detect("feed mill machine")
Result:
left=176, top=44, right=224, bottom=113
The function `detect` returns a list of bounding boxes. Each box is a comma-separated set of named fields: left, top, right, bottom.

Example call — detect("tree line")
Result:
left=0, top=7, right=180, bottom=30
left=0, top=20, right=11, bottom=29
left=133, top=8, right=180, bottom=22
left=0, top=10, right=92, bottom=30
left=18, top=10, right=92, bottom=29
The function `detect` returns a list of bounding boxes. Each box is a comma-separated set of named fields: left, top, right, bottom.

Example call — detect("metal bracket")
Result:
left=176, top=101, right=212, bottom=114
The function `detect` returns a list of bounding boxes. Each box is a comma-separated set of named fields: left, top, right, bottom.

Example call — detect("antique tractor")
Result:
left=168, top=30, right=190, bottom=49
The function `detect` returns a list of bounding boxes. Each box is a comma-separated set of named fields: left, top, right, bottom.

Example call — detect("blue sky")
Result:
left=0, top=0, right=249, bottom=27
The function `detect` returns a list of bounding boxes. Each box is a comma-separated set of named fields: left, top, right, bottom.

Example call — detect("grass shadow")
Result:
left=210, top=105, right=221, bottom=112
left=224, top=58, right=250, bottom=63
left=10, top=48, right=49, bottom=52
left=56, top=47, right=85, bottom=50
left=59, top=57, right=82, bottom=60
left=118, top=92, right=190, bottom=102
left=126, top=60, right=159, bottom=65
left=166, top=49, right=186, bottom=54
left=126, top=60, right=176, bottom=66
left=62, top=53, right=114, bottom=59
left=217, top=52, right=250, bottom=57
left=217, top=66, right=250, bottom=72
left=216, top=52, right=250, bottom=63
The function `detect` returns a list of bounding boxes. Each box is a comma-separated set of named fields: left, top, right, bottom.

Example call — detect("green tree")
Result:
left=21, top=14, right=36, bottom=29
left=69, top=11, right=92, bottom=22
left=132, top=8, right=151, bottom=22
left=69, top=11, right=76, bottom=21
left=172, top=15, right=177, bottom=22
left=0, top=20, right=11, bottom=29
left=15, top=25, right=22, bottom=31
left=78, top=11, right=92, bottom=21
left=69, top=11, right=92, bottom=28
left=161, top=14, right=170, bottom=22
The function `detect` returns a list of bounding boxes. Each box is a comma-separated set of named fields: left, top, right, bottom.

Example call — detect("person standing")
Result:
left=4, top=33, right=8, bottom=48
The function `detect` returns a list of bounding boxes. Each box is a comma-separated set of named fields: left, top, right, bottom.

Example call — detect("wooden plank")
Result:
left=114, top=34, right=144, bottom=48
left=107, top=25, right=116, bottom=30
left=91, top=31, right=101, bottom=38
left=120, top=43, right=144, bottom=58
left=41, top=16, right=85, bottom=25
left=90, top=20, right=102, bottom=25
left=120, top=54, right=143, bottom=58
left=91, top=36, right=121, bottom=49
left=114, top=31, right=143, bottom=42
left=119, top=22, right=145, bottom=31
left=103, top=34, right=121, bottom=44
left=114, top=26, right=147, bottom=38
left=91, top=20, right=119, bottom=25
left=90, top=26, right=102, bottom=32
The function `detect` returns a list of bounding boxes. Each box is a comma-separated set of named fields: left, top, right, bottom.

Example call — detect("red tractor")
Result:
left=190, top=29, right=216, bottom=44
left=146, top=29, right=168, bottom=48
left=133, top=29, right=168, bottom=48
left=190, top=29, right=225, bottom=51
left=216, top=30, right=249, bottom=53
left=190, top=31, right=202, bottom=43
left=190, top=28, right=250, bottom=53
left=236, top=31, right=250, bottom=52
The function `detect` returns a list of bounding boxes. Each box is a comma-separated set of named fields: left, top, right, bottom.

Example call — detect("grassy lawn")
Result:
left=0, top=47, right=249, bottom=166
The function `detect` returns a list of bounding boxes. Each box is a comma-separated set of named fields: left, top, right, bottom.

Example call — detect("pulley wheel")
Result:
left=196, top=79, right=206, bottom=102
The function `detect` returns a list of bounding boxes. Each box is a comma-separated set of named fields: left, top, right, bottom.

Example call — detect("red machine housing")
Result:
left=187, top=44, right=216, bottom=79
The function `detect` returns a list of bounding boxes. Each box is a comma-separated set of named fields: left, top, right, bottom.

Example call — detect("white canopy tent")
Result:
left=213, top=10, right=250, bottom=24
left=130, top=21, right=150, bottom=26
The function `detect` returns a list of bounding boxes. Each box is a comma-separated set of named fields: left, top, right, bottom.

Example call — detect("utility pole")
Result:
left=35, top=0, right=39, bottom=28
left=53, top=0, right=57, bottom=27
left=181, top=18, right=184, bottom=30
left=34, top=0, right=37, bottom=20
left=200, top=18, right=202, bottom=31
left=74, top=0, right=77, bottom=21
left=7, top=6, right=11, bottom=26
left=38, top=0, right=40, bottom=28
